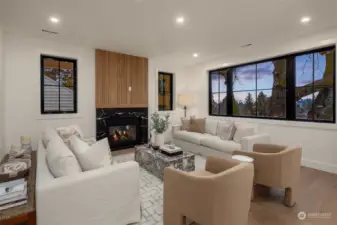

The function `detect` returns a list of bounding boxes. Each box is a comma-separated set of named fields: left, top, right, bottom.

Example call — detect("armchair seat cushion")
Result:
left=200, top=136, right=241, bottom=153
left=173, top=131, right=206, bottom=145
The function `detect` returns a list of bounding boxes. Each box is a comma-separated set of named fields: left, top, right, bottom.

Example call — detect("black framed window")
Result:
left=41, top=55, right=77, bottom=114
left=209, top=46, right=336, bottom=123
left=210, top=69, right=228, bottom=115
left=158, top=72, right=173, bottom=111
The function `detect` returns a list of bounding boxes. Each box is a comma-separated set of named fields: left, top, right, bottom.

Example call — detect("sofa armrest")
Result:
left=240, top=133, right=270, bottom=152
left=36, top=161, right=141, bottom=225
left=171, top=125, right=182, bottom=134
left=81, top=137, right=97, bottom=145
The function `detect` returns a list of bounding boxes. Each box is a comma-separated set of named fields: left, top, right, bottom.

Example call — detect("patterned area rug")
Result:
left=112, top=152, right=205, bottom=225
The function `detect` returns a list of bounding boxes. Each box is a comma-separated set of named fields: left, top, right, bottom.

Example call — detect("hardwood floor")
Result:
left=112, top=148, right=337, bottom=225
left=249, top=167, right=337, bottom=225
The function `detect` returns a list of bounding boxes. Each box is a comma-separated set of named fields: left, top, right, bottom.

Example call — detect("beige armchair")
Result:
left=163, top=157, right=254, bottom=225
left=233, top=144, right=302, bottom=207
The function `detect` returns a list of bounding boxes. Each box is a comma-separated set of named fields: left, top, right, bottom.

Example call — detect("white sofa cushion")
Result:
left=57, top=124, right=84, bottom=146
left=200, top=135, right=241, bottom=153
left=42, top=127, right=59, bottom=148
left=70, top=136, right=111, bottom=171
left=46, top=134, right=82, bottom=178
left=233, top=125, right=255, bottom=143
left=37, top=141, right=55, bottom=184
left=173, top=130, right=205, bottom=145
left=216, top=120, right=234, bottom=140
left=205, top=119, right=218, bottom=136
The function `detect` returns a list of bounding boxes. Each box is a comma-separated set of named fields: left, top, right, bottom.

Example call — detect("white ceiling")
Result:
left=0, top=0, right=336, bottom=66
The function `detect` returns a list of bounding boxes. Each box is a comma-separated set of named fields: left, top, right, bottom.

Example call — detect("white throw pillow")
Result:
left=57, top=125, right=83, bottom=145
left=233, top=126, right=255, bottom=143
left=70, top=136, right=111, bottom=171
left=216, top=120, right=234, bottom=140
left=205, top=119, right=218, bottom=136
left=42, top=127, right=59, bottom=148
left=46, top=135, right=82, bottom=178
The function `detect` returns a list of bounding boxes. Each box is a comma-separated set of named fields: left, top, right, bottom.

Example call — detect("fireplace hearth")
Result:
left=96, top=108, right=148, bottom=150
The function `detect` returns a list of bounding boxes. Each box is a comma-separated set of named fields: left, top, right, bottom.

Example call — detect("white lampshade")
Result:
left=177, top=94, right=194, bottom=106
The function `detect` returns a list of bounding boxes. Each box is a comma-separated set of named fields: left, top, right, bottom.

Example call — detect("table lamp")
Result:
left=177, top=94, right=194, bottom=118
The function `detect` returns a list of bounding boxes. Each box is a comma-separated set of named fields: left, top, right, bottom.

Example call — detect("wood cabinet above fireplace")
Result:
left=95, top=49, right=148, bottom=108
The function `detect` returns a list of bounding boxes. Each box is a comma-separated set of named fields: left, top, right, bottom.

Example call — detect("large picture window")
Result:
left=209, top=46, right=335, bottom=123
left=41, top=55, right=77, bottom=114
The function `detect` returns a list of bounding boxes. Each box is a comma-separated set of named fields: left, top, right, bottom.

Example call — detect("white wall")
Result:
left=148, top=59, right=186, bottom=116
left=1, top=33, right=183, bottom=156
left=0, top=27, right=4, bottom=157
left=180, top=28, right=337, bottom=174
left=2, top=34, right=95, bottom=154
left=148, top=57, right=187, bottom=142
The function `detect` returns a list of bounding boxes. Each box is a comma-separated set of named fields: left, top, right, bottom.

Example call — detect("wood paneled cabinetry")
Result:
left=95, top=49, right=148, bottom=108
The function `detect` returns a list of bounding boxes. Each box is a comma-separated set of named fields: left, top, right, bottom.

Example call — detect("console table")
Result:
left=0, top=151, right=36, bottom=225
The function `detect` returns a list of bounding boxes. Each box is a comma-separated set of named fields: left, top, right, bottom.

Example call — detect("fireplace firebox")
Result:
left=110, top=125, right=136, bottom=142
left=96, top=108, right=148, bottom=150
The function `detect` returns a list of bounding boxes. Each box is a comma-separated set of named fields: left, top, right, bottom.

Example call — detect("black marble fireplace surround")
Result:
left=96, top=108, right=148, bottom=150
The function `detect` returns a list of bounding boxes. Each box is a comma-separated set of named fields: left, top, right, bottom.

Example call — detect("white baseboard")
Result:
left=302, top=158, right=337, bottom=174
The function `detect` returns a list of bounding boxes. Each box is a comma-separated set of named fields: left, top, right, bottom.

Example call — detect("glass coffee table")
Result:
left=134, top=146, right=195, bottom=180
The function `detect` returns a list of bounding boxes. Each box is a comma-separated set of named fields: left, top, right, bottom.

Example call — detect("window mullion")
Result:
left=227, top=69, right=233, bottom=116
left=312, top=53, right=315, bottom=121
left=255, top=64, right=258, bottom=117
left=58, top=60, right=61, bottom=112
left=286, top=57, right=295, bottom=120
left=217, top=73, right=220, bottom=115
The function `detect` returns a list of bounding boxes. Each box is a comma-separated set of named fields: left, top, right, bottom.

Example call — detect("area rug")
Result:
left=112, top=153, right=205, bottom=225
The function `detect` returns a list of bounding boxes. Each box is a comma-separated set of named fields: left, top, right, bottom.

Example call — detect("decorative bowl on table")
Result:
left=152, top=145, right=160, bottom=151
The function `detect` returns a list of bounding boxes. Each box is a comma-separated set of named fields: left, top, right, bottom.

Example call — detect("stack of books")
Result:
left=160, top=144, right=183, bottom=156
left=0, top=179, right=27, bottom=211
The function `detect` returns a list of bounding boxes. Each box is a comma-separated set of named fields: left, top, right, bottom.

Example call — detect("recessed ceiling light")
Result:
left=300, top=16, right=311, bottom=24
left=49, top=16, right=60, bottom=24
left=193, top=53, right=199, bottom=58
left=176, top=16, right=185, bottom=24
left=222, top=63, right=230, bottom=67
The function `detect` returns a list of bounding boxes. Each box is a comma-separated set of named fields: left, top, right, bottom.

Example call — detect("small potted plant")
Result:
left=150, top=112, right=170, bottom=148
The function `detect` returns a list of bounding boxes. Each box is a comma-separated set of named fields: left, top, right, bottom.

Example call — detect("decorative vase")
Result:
left=20, top=136, right=32, bottom=153
left=155, top=133, right=165, bottom=147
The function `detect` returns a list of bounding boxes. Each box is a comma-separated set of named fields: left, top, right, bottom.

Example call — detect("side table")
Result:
left=0, top=151, right=36, bottom=225
left=232, top=154, right=255, bottom=200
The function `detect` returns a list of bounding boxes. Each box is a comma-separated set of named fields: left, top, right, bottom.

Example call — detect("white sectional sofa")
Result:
left=36, top=128, right=141, bottom=225
left=172, top=119, right=270, bottom=158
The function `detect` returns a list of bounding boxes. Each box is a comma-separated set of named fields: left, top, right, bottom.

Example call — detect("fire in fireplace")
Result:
left=109, top=125, right=136, bottom=143
left=96, top=108, right=148, bottom=150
